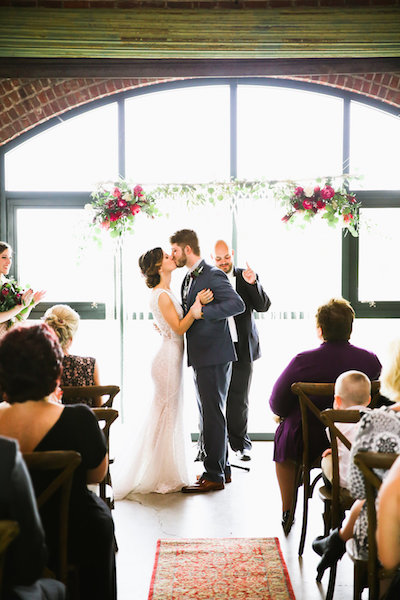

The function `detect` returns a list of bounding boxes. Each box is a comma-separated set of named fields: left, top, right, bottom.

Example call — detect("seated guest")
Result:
left=321, top=370, right=371, bottom=490
left=379, top=337, right=400, bottom=405
left=0, top=435, right=65, bottom=600
left=43, top=304, right=102, bottom=407
left=269, top=297, right=381, bottom=532
left=0, top=324, right=116, bottom=600
left=377, top=454, right=400, bottom=571
left=312, top=403, right=400, bottom=581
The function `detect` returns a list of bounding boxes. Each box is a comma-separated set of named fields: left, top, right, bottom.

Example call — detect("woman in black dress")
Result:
left=0, top=323, right=116, bottom=600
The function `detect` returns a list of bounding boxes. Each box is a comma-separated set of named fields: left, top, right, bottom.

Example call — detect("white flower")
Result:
left=304, top=185, right=314, bottom=198
left=123, top=192, right=132, bottom=202
left=84, top=203, right=94, bottom=211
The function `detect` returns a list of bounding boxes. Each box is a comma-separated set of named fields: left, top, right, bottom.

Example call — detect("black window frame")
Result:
left=1, top=77, right=399, bottom=319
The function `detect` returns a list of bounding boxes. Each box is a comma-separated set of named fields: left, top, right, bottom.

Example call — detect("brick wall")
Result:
left=1, top=73, right=400, bottom=147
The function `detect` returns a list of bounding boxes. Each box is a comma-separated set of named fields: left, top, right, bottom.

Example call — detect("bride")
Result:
left=113, top=247, right=212, bottom=496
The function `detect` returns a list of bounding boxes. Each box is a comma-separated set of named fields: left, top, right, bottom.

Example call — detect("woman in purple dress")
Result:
left=269, top=297, right=382, bottom=531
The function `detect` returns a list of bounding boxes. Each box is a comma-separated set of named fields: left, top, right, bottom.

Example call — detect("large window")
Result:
left=1, top=79, right=399, bottom=433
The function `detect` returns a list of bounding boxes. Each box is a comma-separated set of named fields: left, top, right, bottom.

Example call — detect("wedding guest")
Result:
left=0, top=323, right=116, bottom=600
left=320, top=370, right=371, bottom=489
left=0, top=434, right=66, bottom=600
left=269, top=297, right=381, bottom=532
left=377, top=454, right=400, bottom=570
left=312, top=404, right=400, bottom=581
left=43, top=304, right=102, bottom=407
left=0, top=241, right=46, bottom=339
left=211, top=239, right=271, bottom=461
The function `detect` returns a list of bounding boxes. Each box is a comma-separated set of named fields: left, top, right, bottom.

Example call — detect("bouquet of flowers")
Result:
left=87, top=179, right=160, bottom=238
left=279, top=179, right=360, bottom=236
left=0, top=279, right=32, bottom=328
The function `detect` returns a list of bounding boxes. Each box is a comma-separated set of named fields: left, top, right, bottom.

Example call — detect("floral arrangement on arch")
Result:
left=279, top=179, right=360, bottom=237
left=87, top=179, right=160, bottom=238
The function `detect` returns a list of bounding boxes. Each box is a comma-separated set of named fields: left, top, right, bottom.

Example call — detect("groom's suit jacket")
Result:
left=182, top=260, right=245, bottom=369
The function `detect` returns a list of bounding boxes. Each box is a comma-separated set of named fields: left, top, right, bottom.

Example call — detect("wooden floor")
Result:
left=113, top=441, right=355, bottom=600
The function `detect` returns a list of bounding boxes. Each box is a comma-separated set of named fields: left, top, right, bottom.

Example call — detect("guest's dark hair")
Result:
left=138, top=247, right=163, bottom=288
left=0, top=241, right=11, bottom=254
left=316, top=297, right=355, bottom=342
left=169, top=229, right=200, bottom=256
left=0, top=323, right=63, bottom=404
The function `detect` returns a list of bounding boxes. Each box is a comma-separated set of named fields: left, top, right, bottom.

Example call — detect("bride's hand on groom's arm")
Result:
left=197, top=289, right=214, bottom=305
left=190, top=297, right=203, bottom=320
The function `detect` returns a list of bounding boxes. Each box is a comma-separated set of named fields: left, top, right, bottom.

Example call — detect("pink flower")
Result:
left=133, top=185, right=143, bottom=198
left=293, top=202, right=300, bottom=210
left=320, top=185, right=335, bottom=200
left=348, top=195, right=357, bottom=204
left=130, top=204, right=141, bottom=215
left=302, top=199, right=313, bottom=210
left=343, top=214, right=353, bottom=223
left=281, top=214, right=291, bottom=222
left=112, top=187, right=122, bottom=198
left=294, top=186, right=304, bottom=197
left=100, top=220, right=110, bottom=230
left=109, top=211, right=122, bottom=222
left=107, top=200, right=114, bottom=209
left=314, top=186, right=321, bottom=194
left=316, top=200, right=326, bottom=210
left=1, top=288, right=9, bottom=296
left=117, top=198, right=128, bottom=208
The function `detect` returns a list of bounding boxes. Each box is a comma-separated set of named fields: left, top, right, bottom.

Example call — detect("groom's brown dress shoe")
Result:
left=182, top=478, right=225, bottom=493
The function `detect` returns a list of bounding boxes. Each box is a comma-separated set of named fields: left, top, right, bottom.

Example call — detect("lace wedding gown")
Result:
left=113, top=288, right=190, bottom=496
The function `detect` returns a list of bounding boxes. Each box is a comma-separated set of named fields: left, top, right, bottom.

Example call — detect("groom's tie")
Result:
left=182, top=272, right=191, bottom=313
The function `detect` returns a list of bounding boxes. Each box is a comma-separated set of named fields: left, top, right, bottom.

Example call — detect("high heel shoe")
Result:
left=282, top=510, right=294, bottom=535
left=312, top=528, right=346, bottom=581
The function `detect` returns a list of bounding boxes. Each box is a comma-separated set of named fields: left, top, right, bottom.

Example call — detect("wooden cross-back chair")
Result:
left=0, top=520, right=19, bottom=595
left=318, top=408, right=362, bottom=600
left=23, top=450, right=82, bottom=585
left=61, top=385, right=120, bottom=408
left=348, top=451, right=399, bottom=600
left=92, top=407, right=119, bottom=510
left=290, top=381, right=381, bottom=557
left=290, top=382, right=336, bottom=556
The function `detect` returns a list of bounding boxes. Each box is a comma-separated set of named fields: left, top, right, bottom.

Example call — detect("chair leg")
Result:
left=323, top=499, right=331, bottom=537
left=325, top=561, right=337, bottom=600
left=298, top=467, right=310, bottom=556
left=353, top=562, right=366, bottom=600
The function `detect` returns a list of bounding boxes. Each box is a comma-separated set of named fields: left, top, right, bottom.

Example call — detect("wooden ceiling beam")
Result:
left=1, top=7, right=400, bottom=61
left=1, top=57, right=400, bottom=78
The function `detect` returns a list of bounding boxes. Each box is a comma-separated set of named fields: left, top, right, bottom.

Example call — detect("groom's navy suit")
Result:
left=182, top=259, right=245, bottom=483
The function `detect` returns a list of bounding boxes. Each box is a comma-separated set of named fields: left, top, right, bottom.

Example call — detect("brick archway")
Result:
left=1, top=72, right=400, bottom=147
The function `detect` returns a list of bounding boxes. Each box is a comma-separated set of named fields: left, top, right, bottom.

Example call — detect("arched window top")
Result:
left=3, top=78, right=400, bottom=192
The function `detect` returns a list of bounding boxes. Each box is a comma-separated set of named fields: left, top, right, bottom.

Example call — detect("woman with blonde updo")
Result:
left=43, top=304, right=102, bottom=407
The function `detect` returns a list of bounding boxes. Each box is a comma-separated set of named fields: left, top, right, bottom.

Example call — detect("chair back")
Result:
left=0, top=520, right=19, bottom=594
left=92, top=408, right=119, bottom=509
left=321, top=409, right=361, bottom=523
left=352, top=450, right=398, bottom=600
left=23, top=450, right=82, bottom=584
left=61, top=385, right=120, bottom=408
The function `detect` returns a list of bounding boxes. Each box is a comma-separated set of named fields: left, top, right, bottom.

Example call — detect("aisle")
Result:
left=114, top=441, right=354, bottom=600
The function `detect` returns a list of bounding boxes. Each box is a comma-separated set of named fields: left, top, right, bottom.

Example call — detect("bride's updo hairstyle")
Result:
left=139, top=247, right=163, bottom=288
left=43, top=304, right=80, bottom=350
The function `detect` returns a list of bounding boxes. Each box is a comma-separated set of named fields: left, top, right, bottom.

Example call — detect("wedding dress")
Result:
left=113, top=288, right=190, bottom=496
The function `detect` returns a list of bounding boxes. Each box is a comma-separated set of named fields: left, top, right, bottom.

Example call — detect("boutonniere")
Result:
left=191, top=266, right=204, bottom=279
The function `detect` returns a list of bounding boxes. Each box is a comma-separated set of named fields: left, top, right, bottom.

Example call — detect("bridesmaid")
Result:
left=0, top=241, right=46, bottom=339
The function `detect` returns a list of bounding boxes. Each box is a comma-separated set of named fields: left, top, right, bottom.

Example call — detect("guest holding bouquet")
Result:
left=0, top=241, right=46, bottom=339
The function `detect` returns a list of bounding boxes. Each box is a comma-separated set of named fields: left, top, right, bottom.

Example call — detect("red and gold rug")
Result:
left=148, top=537, right=295, bottom=599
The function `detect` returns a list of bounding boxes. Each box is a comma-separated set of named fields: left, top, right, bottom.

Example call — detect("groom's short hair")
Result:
left=170, top=229, right=200, bottom=255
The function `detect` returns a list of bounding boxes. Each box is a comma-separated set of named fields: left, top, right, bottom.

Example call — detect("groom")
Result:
left=170, top=229, right=245, bottom=493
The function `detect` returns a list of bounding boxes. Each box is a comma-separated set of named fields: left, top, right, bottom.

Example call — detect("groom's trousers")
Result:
left=193, top=362, right=232, bottom=484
